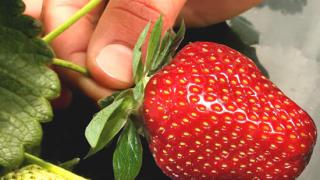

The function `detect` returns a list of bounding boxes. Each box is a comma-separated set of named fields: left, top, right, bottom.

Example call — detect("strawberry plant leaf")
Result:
left=98, top=91, right=122, bottom=108
left=113, top=120, right=142, bottom=180
left=0, top=0, right=42, bottom=37
left=0, top=134, right=24, bottom=172
left=98, top=89, right=132, bottom=108
left=145, top=16, right=163, bottom=73
left=86, top=98, right=125, bottom=149
left=85, top=97, right=134, bottom=157
left=149, top=31, right=174, bottom=74
left=0, top=0, right=60, bottom=172
left=133, top=80, right=144, bottom=102
left=149, top=20, right=185, bottom=75
left=170, top=19, right=185, bottom=54
left=133, top=22, right=151, bottom=83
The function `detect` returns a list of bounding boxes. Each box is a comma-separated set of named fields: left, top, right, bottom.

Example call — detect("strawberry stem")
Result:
left=42, top=0, right=102, bottom=43
left=24, top=153, right=87, bottom=180
left=52, top=58, right=89, bottom=76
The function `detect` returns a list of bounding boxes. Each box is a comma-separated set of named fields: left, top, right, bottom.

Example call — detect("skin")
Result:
left=23, top=0, right=262, bottom=103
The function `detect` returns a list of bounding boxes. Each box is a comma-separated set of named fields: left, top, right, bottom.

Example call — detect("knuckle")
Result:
left=109, top=0, right=165, bottom=23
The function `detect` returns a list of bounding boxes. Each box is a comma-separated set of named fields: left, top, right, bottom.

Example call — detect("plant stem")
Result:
left=42, top=0, right=102, bottom=43
left=53, top=58, right=89, bottom=76
left=24, top=153, right=87, bottom=180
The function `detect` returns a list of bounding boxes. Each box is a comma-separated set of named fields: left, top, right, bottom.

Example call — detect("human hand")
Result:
left=23, top=0, right=262, bottom=103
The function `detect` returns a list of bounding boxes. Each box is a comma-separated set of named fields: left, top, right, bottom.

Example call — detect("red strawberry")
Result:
left=143, top=42, right=317, bottom=179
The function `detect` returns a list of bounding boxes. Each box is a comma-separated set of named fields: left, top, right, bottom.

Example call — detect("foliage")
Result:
left=0, top=0, right=60, bottom=173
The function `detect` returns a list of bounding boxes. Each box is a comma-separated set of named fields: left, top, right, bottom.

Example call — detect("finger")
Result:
left=181, top=0, right=262, bottom=27
left=23, top=0, right=43, bottom=19
left=43, top=0, right=105, bottom=62
left=43, top=0, right=113, bottom=101
left=87, top=0, right=187, bottom=90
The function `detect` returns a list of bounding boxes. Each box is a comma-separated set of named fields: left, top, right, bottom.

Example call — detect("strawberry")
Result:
left=143, top=42, right=317, bottom=179
left=85, top=18, right=317, bottom=180
left=1, top=164, right=66, bottom=180
left=1, top=163, right=87, bottom=180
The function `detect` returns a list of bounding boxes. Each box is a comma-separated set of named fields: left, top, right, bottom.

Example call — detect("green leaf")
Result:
left=0, top=1, right=42, bottom=37
left=98, top=89, right=132, bottom=108
left=149, top=31, right=174, bottom=74
left=133, top=22, right=151, bottom=83
left=145, top=16, right=163, bottom=73
left=113, top=120, right=142, bottom=180
left=0, top=134, right=24, bottom=172
left=0, top=0, right=60, bottom=172
left=132, top=80, right=145, bottom=102
left=149, top=19, right=185, bottom=75
left=98, top=91, right=122, bottom=108
left=170, top=19, right=186, bottom=54
left=86, top=98, right=124, bottom=148
left=85, top=97, right=134, bottom=157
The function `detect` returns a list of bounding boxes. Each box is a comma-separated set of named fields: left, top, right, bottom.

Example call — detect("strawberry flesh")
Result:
left=143, top=42, right=317, bottom=179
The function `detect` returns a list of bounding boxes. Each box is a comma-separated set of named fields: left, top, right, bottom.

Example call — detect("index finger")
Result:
left=43, top=0, right=112, bottom=101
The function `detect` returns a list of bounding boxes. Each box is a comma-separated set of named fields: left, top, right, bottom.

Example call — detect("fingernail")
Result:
left=96, top=44, right=133, bottom=84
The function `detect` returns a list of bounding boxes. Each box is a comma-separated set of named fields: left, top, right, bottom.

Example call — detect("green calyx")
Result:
left=84, top=16, right=185, bottom=180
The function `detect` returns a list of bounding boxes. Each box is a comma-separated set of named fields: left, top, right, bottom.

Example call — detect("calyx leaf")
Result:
left=145, top=16, right=163, bottom=73
left=113, top=120, right=142, bottom=180
left=0, top=0, right=60, bottom=172
left=171, top=19, right=186, bottom=53
left=133, top=22, right=151, bottom=84
left=149, top=19, right=186, bottom=75
left=85, top=16, right=186, bottom=177
left=86, top=98, right=125, bottom=148
left=149, top=31, right=174, bottom=74
left=85, top=96, right=135, bottom=157
left=98, top=90, right=130, bottom=108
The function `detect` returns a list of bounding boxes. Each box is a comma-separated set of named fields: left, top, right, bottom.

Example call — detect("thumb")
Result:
left=87, top=0, right=186, bottom=89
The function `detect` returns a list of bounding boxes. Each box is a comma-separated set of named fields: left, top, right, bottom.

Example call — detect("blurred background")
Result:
left=42, top=0, right=319, bottom=179
left=238, top=1, right=319, bottom=179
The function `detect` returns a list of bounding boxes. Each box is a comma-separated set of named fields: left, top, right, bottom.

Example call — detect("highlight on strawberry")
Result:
left=85, top=17, right=317, bottom=179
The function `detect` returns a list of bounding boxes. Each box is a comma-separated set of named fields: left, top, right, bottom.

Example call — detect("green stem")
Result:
left=53, top=58, right=89, bottom=76
left=42, top=0, right=102, bottom=43
left=24, top=153, right=87, bottom=180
